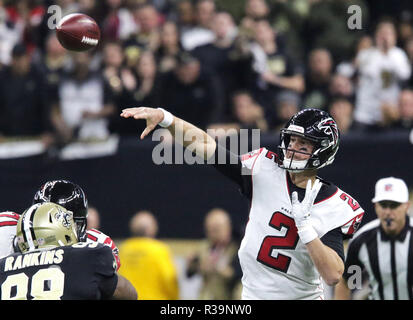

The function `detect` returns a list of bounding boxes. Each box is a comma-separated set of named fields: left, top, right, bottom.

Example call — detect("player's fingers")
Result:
left=304, top=179, right=312, bottom=201
left=291, top=191, right=298, bottom=205
left=120, top=107, right=138, bottom=114
left=310, top=179, right=322, bottom=204
left=120, top=107, right=146, bottom=118
left=140, top=125, right=155, bottom=140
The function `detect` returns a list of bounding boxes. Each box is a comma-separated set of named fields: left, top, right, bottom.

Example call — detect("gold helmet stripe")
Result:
left=22, top=204, right=38, bottom=251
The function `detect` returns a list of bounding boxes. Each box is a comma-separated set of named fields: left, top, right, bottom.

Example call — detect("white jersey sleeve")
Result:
left=311, top=189, right=365, bottom=239
left=86, top=228, right=120, bottom=270
left=240, top=148, right=265, bottom=171
left=0, top=212, right=20, bottom=259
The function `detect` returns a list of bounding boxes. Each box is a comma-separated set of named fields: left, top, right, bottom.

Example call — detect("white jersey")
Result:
left=238, top=148, right=364, bottom=300
left=0, top=212, right=120, bottom=270
left=0, top=212, right=20, bottom=259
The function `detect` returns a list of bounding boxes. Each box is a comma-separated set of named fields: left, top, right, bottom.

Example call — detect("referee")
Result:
left=335, top=177, right=412, bottom=300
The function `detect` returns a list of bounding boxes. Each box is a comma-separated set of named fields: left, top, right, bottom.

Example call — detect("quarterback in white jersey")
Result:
left=120, top=107, right=365, bottom=300
left=237, top=147, right=364, bottom=299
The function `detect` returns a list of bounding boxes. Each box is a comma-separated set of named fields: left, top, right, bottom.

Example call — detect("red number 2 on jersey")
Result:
left=340, top=193, right=360, bottom=211
left=256, top=212, right=299, bottom=273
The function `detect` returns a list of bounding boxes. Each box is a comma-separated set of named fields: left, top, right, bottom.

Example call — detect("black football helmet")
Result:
left=33, top=180, right=88, bottom=242
left=278, top=108, right=340, bottom=172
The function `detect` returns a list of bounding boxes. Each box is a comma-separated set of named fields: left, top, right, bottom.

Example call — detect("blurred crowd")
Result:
left=1, top=0, right=413, bottom=151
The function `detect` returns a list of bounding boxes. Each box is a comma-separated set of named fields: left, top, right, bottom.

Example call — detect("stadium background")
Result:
left=1, top=0, right=413, bottom=299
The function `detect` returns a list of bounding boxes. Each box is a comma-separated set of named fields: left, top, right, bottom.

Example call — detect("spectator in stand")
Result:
left=335, top=35, right=373, bottom=80
left=180, top=0, right=215, bottom=51
left=328, top=98, right=355, bottom=135
left=249, top=19, right=305, bottom=111
left=0, top=0, right=23, bottom=66
left=77, top=0, right=105, bottom=26
left=117, top=50, right=162, bottom=135
left=0, top=43, right=53, bottom=147
left=192, top=11, right=237, bottom=74
left=102, top=40, right=125, bottom=103
left=230, top=90, right=268, bottom=132
left=4, top=0, right=46, bottom=54
left=303, top=0, right=369, bottom=63
left=118, top=210, right=179, bottom=300
left=353, top=19, right=411, bottom=131
left=328, top=73, right=355, bottom=104
left=101, top=0, right=137, bottom=42
left=160, top=52, right=225, bottom=129
left=37, top=33, right=69, bottom=113
left=271, top=90, right=300, bottom=133
left=270, top=0, right=311, bottom=61
left=397, top=11, right=413, bottom=48
left=123, top=3, right=161, bottom=67
left=303, top=48, right=334, bottom=109
left=239, top=0, right=270, bottom=37
left=175, top=0, right=195, bottom=32
left=392, top=89, right=413, bottom=130
left=192, top=11, right=250, bottom=118
left=404, top=37, right=413, bottom=88
left=186, top=208, right=241, bottom=300
left=155, top=21, right=182, bottom=74
left=100, top=41, right=135, bottom=135
left=52, top=51, right=115, bottom=142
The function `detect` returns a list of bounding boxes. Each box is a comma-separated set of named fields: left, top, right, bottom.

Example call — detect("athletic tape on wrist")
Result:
left=298, top=225, right=318, bottom=244
left=158, top=108, right=173, bottom=127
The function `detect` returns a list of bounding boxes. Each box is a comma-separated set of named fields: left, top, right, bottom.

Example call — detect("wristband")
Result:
left=297, top=225, right=318, bottom=244
left=158, top=108, right=174, bottom=127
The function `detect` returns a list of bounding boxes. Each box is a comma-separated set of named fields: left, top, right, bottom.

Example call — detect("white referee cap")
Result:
left=372, top=177, right=409, bottom=203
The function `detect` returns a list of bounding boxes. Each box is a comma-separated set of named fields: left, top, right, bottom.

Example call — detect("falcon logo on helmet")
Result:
left=278, top=108, right=340, bottom=172
left=317, top=118, right=339, bottom=148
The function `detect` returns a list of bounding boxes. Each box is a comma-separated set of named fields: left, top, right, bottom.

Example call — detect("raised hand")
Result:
left=120, top=107, right=165, bottom=139
left=291, top=179, right=322, bottom=244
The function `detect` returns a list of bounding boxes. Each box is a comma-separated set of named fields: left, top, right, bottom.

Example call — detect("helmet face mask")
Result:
left=278, top=109, right=340, bottom=172
left=16, top=203, right=78, bottom=253
left=33, top=180, right=88, bottom=241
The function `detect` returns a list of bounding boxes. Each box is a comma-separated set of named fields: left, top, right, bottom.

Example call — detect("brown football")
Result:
left=56, top=13, right=100, bottom=52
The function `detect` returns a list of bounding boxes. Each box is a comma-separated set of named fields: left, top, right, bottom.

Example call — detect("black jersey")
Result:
left=0, top=242, right=118, bottom=300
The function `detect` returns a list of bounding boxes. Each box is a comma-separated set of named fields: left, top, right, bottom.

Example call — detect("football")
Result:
left=56, top=13, right=100, bottom=52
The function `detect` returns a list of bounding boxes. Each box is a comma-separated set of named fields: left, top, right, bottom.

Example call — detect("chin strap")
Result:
left=283, top=157, right=308, bottom=172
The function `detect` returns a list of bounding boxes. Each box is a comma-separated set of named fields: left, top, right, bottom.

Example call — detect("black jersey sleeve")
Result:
left=95, top=245, right=118, bottom=299
left=210, top=143, right=252, bottom=199
left=320, top=227, right=345, bottom=262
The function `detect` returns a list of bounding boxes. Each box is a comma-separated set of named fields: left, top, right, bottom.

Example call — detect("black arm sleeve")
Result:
left=342, top=238, right=364, bottom=281
left=210, top=143, right=253, bottom=199
left=95, top=246, right=118, bottom=299
left=320, top=227, right=345, bottom=262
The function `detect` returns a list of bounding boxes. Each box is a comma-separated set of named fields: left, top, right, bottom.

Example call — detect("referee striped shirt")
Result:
left=343, top=215, right=413, bottom=300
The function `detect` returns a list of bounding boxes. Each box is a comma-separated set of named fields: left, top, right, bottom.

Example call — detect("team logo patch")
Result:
left=384, top=184, right=393, bottom=192
left=55, top=207, right=73, bottom=229
left=317, top=118, right=339, bottom=146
